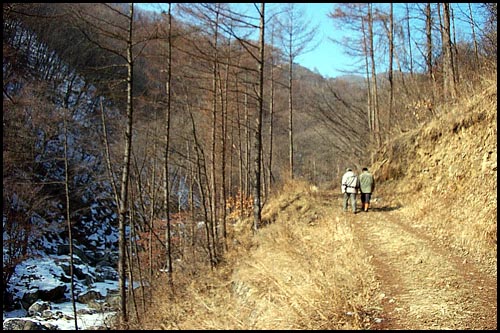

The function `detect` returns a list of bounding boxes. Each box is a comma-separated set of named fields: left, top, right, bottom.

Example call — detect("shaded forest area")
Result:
left=2, top=3, right=496, bottom=328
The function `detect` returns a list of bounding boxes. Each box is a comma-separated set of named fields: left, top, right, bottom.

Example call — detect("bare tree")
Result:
left=275, top=3, right=319, bottom=179
left=62, top=109, right=78, bottom=330
left=162, top=3, right=174, bottom=284
left=253, top=2, right=265, bottom=231
left=366, top=4, right=381, bottom=147
left=116, top=3, right=134, bottom=324
left=441, top=3, right=457, bottom=100
left=467, top=3, right=479, bottom=67
left=329, top=4, right=379, bottom=146
left=379, top=4, right=395, bottom=131
left=405, top=3, right=414, bottom=77
left=425, top=2, right=437, bottom=99
left=266, top=27, right=278, bottom=196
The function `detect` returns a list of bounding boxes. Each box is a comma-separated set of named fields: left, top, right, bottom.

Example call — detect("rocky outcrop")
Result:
left=21, top=285, right=67, bottom=310
left=3, top=318, right=57, bottom=330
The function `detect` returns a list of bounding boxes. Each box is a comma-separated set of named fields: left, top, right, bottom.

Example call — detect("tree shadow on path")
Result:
left=368, top=205, right=402, bottom=212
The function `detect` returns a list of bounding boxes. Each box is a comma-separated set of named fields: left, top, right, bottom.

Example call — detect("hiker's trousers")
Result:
left=343, top=192, right=357, bottom=213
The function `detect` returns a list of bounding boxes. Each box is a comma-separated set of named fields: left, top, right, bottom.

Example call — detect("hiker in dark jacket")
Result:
left=341, top=168, right=359, bottom=213
left=359, top=167, right=375, bottom=212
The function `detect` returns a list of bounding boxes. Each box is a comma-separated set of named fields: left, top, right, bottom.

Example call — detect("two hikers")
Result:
left=341, top=167, right=375, bottom=213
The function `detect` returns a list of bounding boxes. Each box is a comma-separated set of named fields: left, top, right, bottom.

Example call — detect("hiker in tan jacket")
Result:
left=341, top=168, right=359, bottom=213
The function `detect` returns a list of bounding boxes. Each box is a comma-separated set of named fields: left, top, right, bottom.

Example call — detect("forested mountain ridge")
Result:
left=3, top=3, right=496, bottom=330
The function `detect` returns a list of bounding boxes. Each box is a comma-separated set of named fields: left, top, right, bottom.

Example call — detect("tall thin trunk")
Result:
left=288, top=51, right=294, bottom=180
left=235, top=73, right=245, bottom=218
left=148, top=119, right=157, bottom=282
left=220, top=52, right=230, bottom=251
left=425, top=2, right=433, bottom=77
left=100, top=98, right=120, bottom=209
left=163, top=3, right=173, bottom=281
left=253, top=3, right=265, bottom=232
left=63, top=111, right=78, bottom=330
left=388, top=3, right=394, bottom=131
left=367, top=4, right=381, bottom=146
left=191, top=114, right=216, bottom=267
left=425, top=3, right=436, bottom=101
left=210, top=8, right=219, bottom=250
left=362, top=18, right=373, bottom=136
left=244, top=78, right=250, bottom=198
left=126, top=203, right=140, bottom=322
left=118, top=3, right=134, bottom=324
left=405, top=3, right=414, bottom=77
left=468, top=3, right=479, bottom=67
left=130, top=201, right=146, bottom=314
left=442, top=2, right=456, bottom=99
left=450, top=4, right=459, bottom=85
left=187, top=141, right=195, bottom=248
left=268, top=43, right=275, bottom=195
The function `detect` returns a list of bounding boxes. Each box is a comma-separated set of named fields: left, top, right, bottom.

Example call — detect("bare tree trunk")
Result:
left=210, top=7, right=220, bottom=251
left=288, top=54, right=294, bottom=180
left=236, top=75, right=245, bottom=218
left=131, top=150, right=149, bottom=231
left=253, top=3, right=265, bottom=232
left=367, top=4, right=381, bottom=147
left=163, top=3, right=173, bottom=282
left=468, top=3, right=479, bottom=68
left=62, top=110, right=78, bottom=330
left=129, top=199, right=146, bottom=314
left=220, top=49, right=230, bottom=251
left=425, top=3, right=437, bottom=102
left=99, top=98, right=120, bottom=211
left=186, top=97, right=216, bottom=267
left=450, top=4, right=459, bottom=85
left=148, top=121, right=157, bottom=282
left=126, top=203, right=140, bottom=322
left=244, top=78, right=250, bottom=198
left=118, top=3, right=134, bottom=324
left=267, top=37, right=275, bottom=195
left=441, top=2, right=457, bottom=100
left=276, top=3, right=318, bottom=180
left=187, top=141, right=196, bottom=248
left=425, top=2, right=433, bottom=78
left=388, top=3, right=394, bottom=131
left=405, top=3, right=414, bottom=77
left=362, top=18, right=373, bottom=137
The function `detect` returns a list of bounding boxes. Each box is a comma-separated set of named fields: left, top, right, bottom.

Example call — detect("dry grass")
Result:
left=126, top=180, right=377, bottom=330
left=230, top=194, right=375, bottom=329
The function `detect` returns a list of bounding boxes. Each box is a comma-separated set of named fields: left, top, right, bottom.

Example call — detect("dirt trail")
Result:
left=334, top=194, right=497, bottom=330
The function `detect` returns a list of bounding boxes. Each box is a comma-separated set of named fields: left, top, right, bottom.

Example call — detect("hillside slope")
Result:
left=371, top=76, right=497, bottom=269
left=128, top=77, right=496, bottom=330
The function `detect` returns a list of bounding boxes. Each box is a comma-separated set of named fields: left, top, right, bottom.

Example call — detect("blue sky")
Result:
left=137, top=3, right=484, bottom=79
left=288, top=3, right=353, bottom=78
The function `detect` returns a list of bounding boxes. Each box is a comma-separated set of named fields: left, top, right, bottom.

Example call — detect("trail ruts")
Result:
left=343, top=198, right=497, bottom=330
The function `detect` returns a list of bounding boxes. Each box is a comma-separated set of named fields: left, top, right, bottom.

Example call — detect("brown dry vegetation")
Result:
left=372, top=75, right=497, bottom=268
left=125, top=75, right=496, bottom=330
